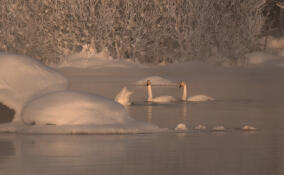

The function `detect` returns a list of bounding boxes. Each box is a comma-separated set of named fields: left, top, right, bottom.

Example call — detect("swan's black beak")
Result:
left=179, top=84, right=182, bottom=88
left=146, top=80, right=151, bottom=86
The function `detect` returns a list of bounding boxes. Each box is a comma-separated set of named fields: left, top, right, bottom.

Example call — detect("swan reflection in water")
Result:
left=181, top=101, right=188, bottom=123
left=147, top=105, right=152, bottom=123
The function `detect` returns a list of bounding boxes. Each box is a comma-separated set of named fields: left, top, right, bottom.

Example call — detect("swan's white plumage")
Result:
left=179, top=81, right=214, bottom=102
left=147, top=80, right=175, bottom=103
left=188, top=95, right=215, bottom=102
left=114, top=87, right=133, bottom=106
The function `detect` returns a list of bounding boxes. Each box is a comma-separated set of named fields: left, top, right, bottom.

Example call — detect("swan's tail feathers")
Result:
left=115, top=87, right=133, bottom=106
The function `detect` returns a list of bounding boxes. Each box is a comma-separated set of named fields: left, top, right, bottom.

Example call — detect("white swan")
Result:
left=115, top=87, right=133, bottom=106
left=146, top=80, right=175, bottom=103
left=179, top=81, right=214, bottom=102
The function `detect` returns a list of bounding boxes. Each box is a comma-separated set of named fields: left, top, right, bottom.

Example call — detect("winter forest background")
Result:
left=0, top=0, right=283, bottom=65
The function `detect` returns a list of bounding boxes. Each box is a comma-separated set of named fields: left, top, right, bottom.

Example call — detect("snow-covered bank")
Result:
left=0, top=54, right=68, bottom=122
left=246, top=36, right=284, bottom=67
left=22, top=91, right=134, bottom=126
left=0, top=54, right=163, bottom=134
left=134, top=76, right=176, bottom=86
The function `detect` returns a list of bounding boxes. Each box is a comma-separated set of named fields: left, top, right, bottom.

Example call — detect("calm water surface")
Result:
left=0, top=99, right=284, bottom=175
left=1, top=65, right=284, bottom=175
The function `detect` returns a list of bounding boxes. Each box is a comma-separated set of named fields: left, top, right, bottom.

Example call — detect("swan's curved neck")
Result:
left=147, top=85, right=153, bottom=101
left=182, top=85, right=187, bottom=101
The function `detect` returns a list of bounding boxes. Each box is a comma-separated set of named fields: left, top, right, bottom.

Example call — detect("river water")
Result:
left=0, top=63, right=284, bottom=175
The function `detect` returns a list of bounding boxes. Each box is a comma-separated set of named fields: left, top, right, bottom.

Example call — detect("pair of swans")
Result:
left=115, top=80, right=214, bottom=106
left=147, top=80, right=214, bottom=103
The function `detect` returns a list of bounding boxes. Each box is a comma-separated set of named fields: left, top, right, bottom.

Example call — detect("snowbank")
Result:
left=135, top=76, right=176, bottom=86
left=245, top=37, right=284, bottom=67
left=19, top=90, right=162, bottom=134
left=22, top=91, right=133, bottom=125
left=267, top=36, right=284, bottom=49
left=0, top=54, right=68, bottom=121
left=175, top=123, right=188, bottom=131
left=246, top=52, right=281, bottom=65
left=52, top=47, right=140, bottom=69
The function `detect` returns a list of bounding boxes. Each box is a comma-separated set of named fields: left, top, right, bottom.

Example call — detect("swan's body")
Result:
left=188, top=95, right=214, bottom=102
left=147, top=80, right=175, bottom=103
left=179, top=81, right=214, bottom=102
left=115, top=87, right=133, bottom=106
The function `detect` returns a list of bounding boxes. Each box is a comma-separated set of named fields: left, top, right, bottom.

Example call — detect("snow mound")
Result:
left=53, top=47, right=137, bottom=69
left=246, top=52, right=281, bottom=65
left=0, top=54, right=68, bottom=122
left=188, top=95, right=214, bottom=102
left=114, top=87, right=133, bottom=106
left=135, top=76, right=176, bottom=86
left=212, top=126, right=225, bottom=131
left=267, top=36, right=284, bottom=49
left=22, top=91, right=135, bottom=125
left=19, top=90, right=163, bottom=134
left=175, top=123, right=188, bottom=131
left=241, top=125, right=256, bottom=131
left=194, top=124, right=206, bottom=130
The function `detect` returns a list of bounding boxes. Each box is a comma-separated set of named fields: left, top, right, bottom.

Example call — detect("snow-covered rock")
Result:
left=175, top=123, right=188, bottom=131
left=0, top=54, right=68, bottom=122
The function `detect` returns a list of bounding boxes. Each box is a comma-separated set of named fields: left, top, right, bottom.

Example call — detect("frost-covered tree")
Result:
left=0, top=0, right=267, bottom=64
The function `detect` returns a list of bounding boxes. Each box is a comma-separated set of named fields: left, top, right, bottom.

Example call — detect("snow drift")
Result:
left=135, top=76, right=176, bottom=86
left=22, top=91, right=134, bottom=126
left=0, top=54, right=68, bottom=121
left=0, top=54, right=163, bottom=134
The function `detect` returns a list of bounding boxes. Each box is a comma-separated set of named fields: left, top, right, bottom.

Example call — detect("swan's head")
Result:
left=179, top=81, right=186, bottom=88
left=146, top=80, right=151, bottom=86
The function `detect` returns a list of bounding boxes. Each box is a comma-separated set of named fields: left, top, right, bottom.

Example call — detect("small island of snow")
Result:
left=135, top=76, right=176, bottom=86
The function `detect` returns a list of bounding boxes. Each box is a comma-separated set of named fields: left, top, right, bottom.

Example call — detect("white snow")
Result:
left=0, top=54, right=68, bottom=122
left=245, top=37, right=284, bottom=67
left=212, top=126, right=225, bottom=131
left=22, top=91, right=134, bottom=125
left=194, top=124, right=207, bottom=130
left=267, top=36, right=284, bottom=49
left=114, top=87, right=133, bottom=106
left=135, top=76, right=176, bottom=86
left=0, top=54, right=164, bottom=134
left=246, top=52, right=281, bottom=65
left=175, top=123, right=188, bottom=131
left=52, top=47, right=142, bottom=69
left=241, top=125, right=256, bottom=131
left=20, top=90, right=163, bottom=133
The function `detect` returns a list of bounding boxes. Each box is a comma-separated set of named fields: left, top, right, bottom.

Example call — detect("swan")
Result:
left=179, top=81, right=214, bottom=102
left=146, top=80, right=175, bottom=103
left=115, top=87, right=133, bottom=106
